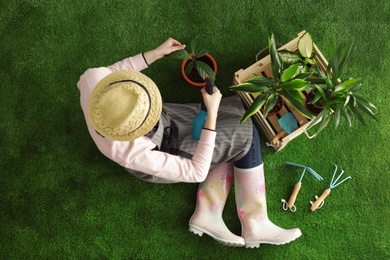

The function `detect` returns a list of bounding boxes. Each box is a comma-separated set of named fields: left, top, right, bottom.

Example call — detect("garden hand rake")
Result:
left=281, top=162, right=323, bottom=212
left=310, top=164, right=352, bottom=211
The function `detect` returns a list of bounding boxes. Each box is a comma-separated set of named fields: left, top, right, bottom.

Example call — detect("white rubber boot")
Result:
left=234, top=164, right=302, bottom=248
left=189, top=162, right=245, bottom=247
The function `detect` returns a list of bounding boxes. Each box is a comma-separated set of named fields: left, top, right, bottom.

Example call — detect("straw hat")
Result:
left=88, top=70, right=162, bottom=141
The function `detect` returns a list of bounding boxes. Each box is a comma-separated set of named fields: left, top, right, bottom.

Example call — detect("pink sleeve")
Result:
left=107, top=53, right=148, bottom=72
left=105, top=129, right=216, bottom=183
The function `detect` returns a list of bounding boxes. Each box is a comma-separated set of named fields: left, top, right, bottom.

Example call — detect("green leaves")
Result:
left=229, top=83, right=271, bottom=93
left=184, top=61, right=194, bottom=76
left=169, top=49, right=192, bottom=60
left=327, top=40, right=356, bottom=84
left=307, top=108, right=330, bottom=137
left=190, top=39, right=208, bottom=59
left=263, top=93, right=278, bottom=118
left=281, top=64, right=303, bottom=82
left=353, top=94, right=378, bottom=122
left=298, top=32, right=314, bottom=58
left=281, top=90, right=313, bottom=119
left=196, top=60, right=215, bottom=82
left=307, top=85, right=378, bottom=137
left=269, top=34, right=283, bottom=80
left=279, top=50, right=301, bottom=66
left=240, top=94, right=269, bottom=124
left=247, top=75, right=275, bottom=85
left=334, top=78, right=361, bottom=93
left=229, top=75, right=273, bottom=93
left=279, top=79, right=307, bottom=90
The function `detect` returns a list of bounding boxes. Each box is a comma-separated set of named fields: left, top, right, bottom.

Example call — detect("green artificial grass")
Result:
left=1, top=0, right=389, bottom=259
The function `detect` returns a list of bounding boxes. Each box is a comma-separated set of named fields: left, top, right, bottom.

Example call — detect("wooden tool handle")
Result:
left=270, top=130, right=287, bottom=145
left=287, top=182, right=301, bottom=209
left=310, top=189, right=331, bottom=211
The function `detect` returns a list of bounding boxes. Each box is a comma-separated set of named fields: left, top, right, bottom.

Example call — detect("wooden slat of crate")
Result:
left=233, top=30, right=328, bottom=151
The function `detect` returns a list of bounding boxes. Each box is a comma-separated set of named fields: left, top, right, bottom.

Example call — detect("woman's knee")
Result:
left=234, top=126, right=262, bottom=169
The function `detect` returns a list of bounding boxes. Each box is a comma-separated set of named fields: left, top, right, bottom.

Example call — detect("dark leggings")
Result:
left=234, top=126, right=262, bottom=169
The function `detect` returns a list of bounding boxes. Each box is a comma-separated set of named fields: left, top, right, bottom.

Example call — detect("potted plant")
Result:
left=169, top=39, right=217, bottom=87
left=279, top=32, right=319, bottom=75
left=229, top=33, right=313, bottom=123
left=304, top=40, right=378, bottom=136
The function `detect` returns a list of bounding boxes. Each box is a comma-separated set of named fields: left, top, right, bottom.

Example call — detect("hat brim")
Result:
left=88, top=70, right=162, bottom=141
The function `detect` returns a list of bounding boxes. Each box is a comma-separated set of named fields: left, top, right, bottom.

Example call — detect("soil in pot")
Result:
left=305, top=91, right=324, bottom=116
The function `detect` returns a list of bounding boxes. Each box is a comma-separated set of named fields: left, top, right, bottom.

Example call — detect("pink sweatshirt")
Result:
left=77, top=54, right=216, bottom=183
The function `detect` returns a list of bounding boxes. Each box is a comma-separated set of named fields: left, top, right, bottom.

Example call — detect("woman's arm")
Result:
left=143, top=38, right=186, bottom=65
left=107, top=38, right=186, bottom=71
left=114, top=130, right=217, bottom=183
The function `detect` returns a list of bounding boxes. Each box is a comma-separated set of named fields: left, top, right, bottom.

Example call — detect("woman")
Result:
left=77, top=38, right=301, bottom=248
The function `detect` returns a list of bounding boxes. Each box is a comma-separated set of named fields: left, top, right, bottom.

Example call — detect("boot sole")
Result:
left=244, top=232, right=302, bottom=248
left=188, top=224, right=245, bottom=247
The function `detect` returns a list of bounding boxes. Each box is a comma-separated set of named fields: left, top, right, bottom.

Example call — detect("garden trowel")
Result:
left=269, top=113, right=297, bottom=146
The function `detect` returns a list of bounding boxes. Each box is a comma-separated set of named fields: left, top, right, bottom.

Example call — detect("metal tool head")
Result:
left=285, top=162, right=306, bottom=182
left=307, top=167, right=323, bottom=181
left=285, top=162, right=323, bottom=183
left=329, top=164, right=352, bottom=189
left=285, top=162, right=306, bottom=168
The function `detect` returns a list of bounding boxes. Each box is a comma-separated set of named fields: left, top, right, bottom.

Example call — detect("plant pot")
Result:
left=304, top=91, right=324, bottom=116
left=181, top=53, right=217, bottom=87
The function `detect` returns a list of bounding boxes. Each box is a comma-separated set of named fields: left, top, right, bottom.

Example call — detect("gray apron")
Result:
left=125, top=95, right=253, bottom=183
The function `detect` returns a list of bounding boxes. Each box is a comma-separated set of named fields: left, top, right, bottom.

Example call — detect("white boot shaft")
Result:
left=234, top=164, right=302, bottom=248
left=189, top=162, right=245, bottom=247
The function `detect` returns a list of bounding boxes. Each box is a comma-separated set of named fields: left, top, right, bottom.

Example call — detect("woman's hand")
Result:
left=143, top=38, right=186, bottom=65
left=155, top=38, right=186, bottom=57
left=201, top=86, right=222, bottom=116
left=201, top=87, right=222, bottom=130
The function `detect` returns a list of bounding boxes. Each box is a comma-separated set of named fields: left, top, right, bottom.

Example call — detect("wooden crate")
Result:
left=233, top=31, right=328, bottom=151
